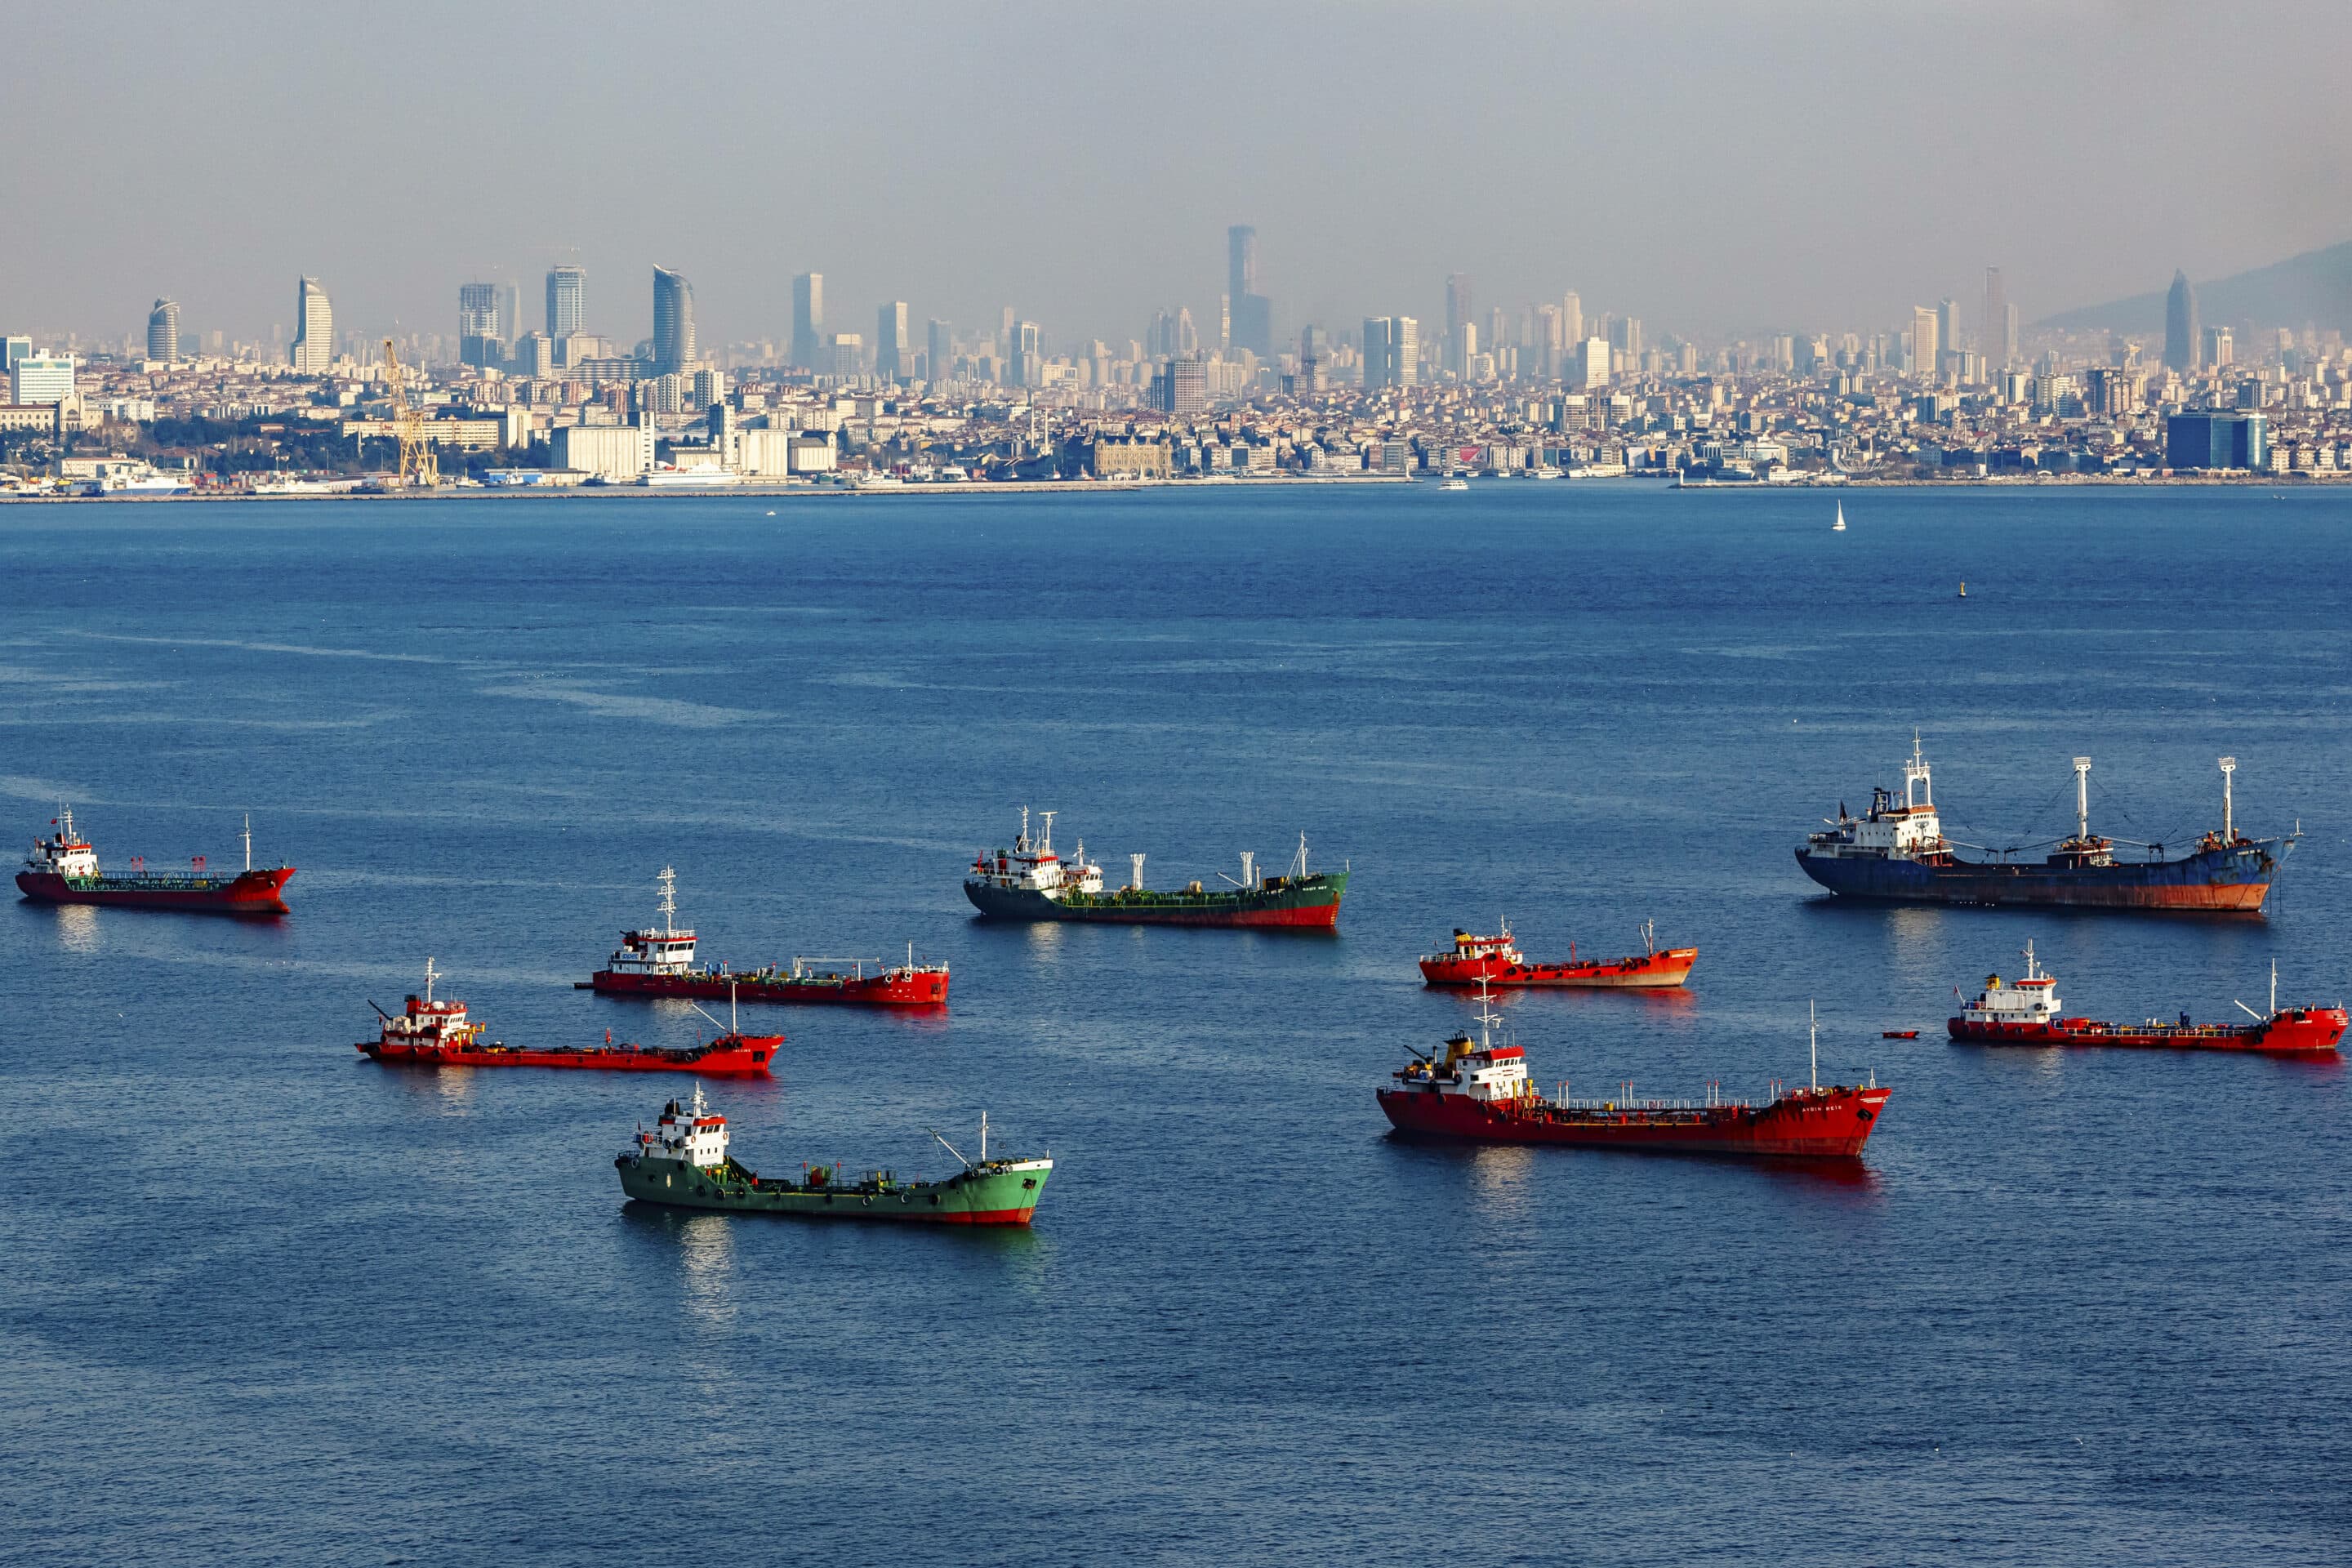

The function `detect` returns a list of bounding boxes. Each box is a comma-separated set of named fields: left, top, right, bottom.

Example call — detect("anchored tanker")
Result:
left=964, top=808, right=1347, bottom=928
left=1796, top=740, right=2291, bottom=912
left=16, top=808, right=293, bottom=915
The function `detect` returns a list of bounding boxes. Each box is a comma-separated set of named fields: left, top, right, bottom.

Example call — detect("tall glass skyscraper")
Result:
left=290, top=277, right=332, bottom=374
left=652, top=266, right=694, bottom=373
left=876, top=301, right=909, bottom=379
left=147, top=298, right=179, bottom=363
left=546, top=265, right=586, bottom=338
left=792, top=273, right=823, bottom=371
left=2164, top=270, right=2200, bottom=372
left=1227, top=225, right=1272, bottom=358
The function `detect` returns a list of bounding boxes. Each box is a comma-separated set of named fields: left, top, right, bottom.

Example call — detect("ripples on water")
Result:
left=1, top=486, right=2346, bottom=1566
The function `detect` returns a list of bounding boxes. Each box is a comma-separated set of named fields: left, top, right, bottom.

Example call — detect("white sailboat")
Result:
left=1833, top=501, right=1846, bottom=532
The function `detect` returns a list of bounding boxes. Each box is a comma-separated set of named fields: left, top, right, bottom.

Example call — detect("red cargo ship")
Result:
left=1378, top=995, right=1890, bottom=1158
left=1947, top=942, right=2344, bottom=1054
left=1419, top=920, right=1696, bottom=989
left=577, top=867, right=948, bottom=1005
left=16, top=808, right=293, bottom=915
left=359, top=959, right=778, bottom=1075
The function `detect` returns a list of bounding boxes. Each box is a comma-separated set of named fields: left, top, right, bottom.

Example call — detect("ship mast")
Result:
left=1904, top=731, right=1932, bottom=809
left=423, top=956, right=439, bottom=1005
left=2219, top=755, right=2236, bottom=842
left=243, top=814, right=252, bottom=872
left=2074, top=757, right=2092, bottom=842
left=1809, top=1000, right=1819, bottom=1091
left=657, top=866, right=679, bottom=936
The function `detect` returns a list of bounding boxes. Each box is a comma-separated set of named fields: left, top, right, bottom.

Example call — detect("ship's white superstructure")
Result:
left=606, top=866, right=700, bottom=975
left=1957, top=942, right=2063, bottom=1027
left=1802, top=734, right=1949, bottom=862
left=965, top=808, right=1106, bottom=902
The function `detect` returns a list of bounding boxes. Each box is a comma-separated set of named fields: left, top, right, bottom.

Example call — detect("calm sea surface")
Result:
left=2, top=483, right=2348, bottom=1566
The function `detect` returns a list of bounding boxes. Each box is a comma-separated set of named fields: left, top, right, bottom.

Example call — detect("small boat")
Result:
left=1881, top=1029, right=1919, bottom=1040
left=1441, top=478, right=1469, bottom=492
left=1833, top=501, right=1846, bottom=532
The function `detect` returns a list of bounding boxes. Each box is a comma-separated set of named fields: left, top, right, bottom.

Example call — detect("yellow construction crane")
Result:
left=381, top=337, right=438, bottom=489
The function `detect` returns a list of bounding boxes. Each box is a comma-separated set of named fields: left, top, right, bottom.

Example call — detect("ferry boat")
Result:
left=1947, top=942, right=2344, bottom=1054
left=615, top=1091, right=1051, bottom=1225
left=16, top=808, right=293, bottom=915
left=964, top=809, right=1348, bottom=928
left=1797, top=740, right=2291, bottom=911
left=359, top=959, right=778, bottom=1075
left=1419, top=920, right=1696, bottom=989
left=1377, top=992, right=1889, bottom=1159
left=579, top=868, right=948, bottom=1005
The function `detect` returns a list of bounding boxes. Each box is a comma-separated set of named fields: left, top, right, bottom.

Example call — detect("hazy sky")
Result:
left=9, top=1, right=2351, bottom=353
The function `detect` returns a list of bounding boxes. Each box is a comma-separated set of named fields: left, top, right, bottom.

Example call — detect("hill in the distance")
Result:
left=2040, top=241, right=2352, bottom=336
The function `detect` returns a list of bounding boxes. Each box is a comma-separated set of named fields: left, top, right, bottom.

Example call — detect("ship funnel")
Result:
left=1129, top=853, right=1146, bottom=890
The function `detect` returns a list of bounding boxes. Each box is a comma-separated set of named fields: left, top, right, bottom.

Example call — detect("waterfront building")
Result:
left=2165, top=270, right=2199, bottom=372
left=290, top=277, right=332, bottom=374
left=146, top=299, right=179, bottom=363
left=552, top=419, right=653, bottom=480
left=546, top=265, right=586, bottom=338
left=652, top=267, right=694, bottom=374
left=11, top=353, right=77, bottom=405
left=792, top=273, right=823, bottom=370
left=876, top=301, right=909, bottom=379
left=2165, top=410, right=2265, bottom=470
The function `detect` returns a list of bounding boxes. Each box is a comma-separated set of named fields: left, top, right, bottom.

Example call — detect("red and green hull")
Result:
left=964, top=870, right=1346, bottom=928
left=17, top=865, right=293, bottom=915
left=617, top=1153, right=1050, bottom=1224
left=1949, top=1007, right=2344, bottom=1054
left=583, top=967, right=948, bottom=1005
left=1377, top=1083, right=1890, bottom=1158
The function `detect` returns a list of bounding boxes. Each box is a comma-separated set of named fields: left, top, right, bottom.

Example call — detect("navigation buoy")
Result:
left=1958, top=581, right=1967, bottom=598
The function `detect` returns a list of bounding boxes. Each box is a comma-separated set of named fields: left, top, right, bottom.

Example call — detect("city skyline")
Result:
left=7, top=3, right=2352, bottom=350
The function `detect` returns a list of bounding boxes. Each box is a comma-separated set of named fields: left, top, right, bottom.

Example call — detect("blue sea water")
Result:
left=0, top=483, right=2347, bottom=1567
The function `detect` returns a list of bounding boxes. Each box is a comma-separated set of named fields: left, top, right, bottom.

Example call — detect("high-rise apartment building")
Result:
left=1227, top=225, right=1272, bottom=358
left=2203, top=326, right=2232, bottom=368
left=546, top=265, right=586, bottom=338
left=2164, top=270, right=2200, bottom=372
left=146, top=298, right=179, bottom=363
left=1982, top=268, right=2009, bottom=368
left=927, top=318, right=953, bottom=383
left=876, top=301, right=909, bottom=379
left=652, top=266, right=694, bottom=373
left=459, top=283, right=501, bottom=370
left=1149, top=355, right=1207, bottom=414
left=1561, top=292, right=1583, bottom=345
left=1012, top=321, right=1041, bottom=388
left=1935, top=299, right=1960, bottom=375
left=1572, top=337, right=1608, bottom=390
left=290, top=278, right=333, bottom=374
left=1361, top=316, right=1420, bottom=389
left=791, top=273, right=823, bottom=370
left=1909, top=304, right=1940, bottom=378
left=1445, top=274, right=1472, bottom=343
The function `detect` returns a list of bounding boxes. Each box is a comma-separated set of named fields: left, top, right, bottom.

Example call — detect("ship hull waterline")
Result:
left=359, top=1040, right=777, bottom=1075
left=617, top=1156, right=1048, bottom=1225
left=964, top=872, right=1346, bottom=928
left=583, top=969, right=947, bottom=1006
left=1794, top=842, right=2283, bottom=912
left=1420, top=949, right=1697, bottom=989
left=16, top=866, right=294, bottom=915
left=1948, top=1011, right=2344, bottom=1055
left=1377, top=1085, right=1890, bottom=1159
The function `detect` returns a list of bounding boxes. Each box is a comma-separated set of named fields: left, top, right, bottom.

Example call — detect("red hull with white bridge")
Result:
left=580, top=866, right=948, bottom=1007
left=1947, top=943, right=2344, bottom=1055
left=358, top=958, right=779, bottom=1076
left=1377, top=991, right=1888, bottom=1159
left=16, top=809, right=293, bottom=915
left=1419, top=921, right=1695, bottom=989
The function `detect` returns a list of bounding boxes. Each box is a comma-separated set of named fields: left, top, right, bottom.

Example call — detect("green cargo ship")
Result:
left=615, top=1090, right=1051, bottom=1226
left=965, top=813, right=1348, bottom=928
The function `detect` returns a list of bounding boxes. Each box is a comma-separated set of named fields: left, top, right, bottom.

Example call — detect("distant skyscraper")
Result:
left=1909, top=304, right=1940, bottom=378
left=2164, top=270, right=2200, bottom=372
left=146, top=298, right=179, bottom=363
left=1561, top=292, right=1583, bottom=346
left=459, top=283, right=501, bottom=369
left=1012, top=321, right=1041, bottom=387
left=1445, top=274, right=1472, bottom=342
left=1227, top=225, right=1272, bottom=357
left=876, top=301, right=909, bottom=379
left=792, top=273, right=823, bottom=370
left=289, top=277, right=332, bottom=374
left=1982, top=268, right=2009, bottom=368
left=546, top=265, right=586, bottom=337
left=1362, top=316, right=1420, bottom=389
left=652, top=266, right=694, bottom=373
left=1935, top=299, right=1959, bottom=373
left=927, top=318, right=953, bottom=383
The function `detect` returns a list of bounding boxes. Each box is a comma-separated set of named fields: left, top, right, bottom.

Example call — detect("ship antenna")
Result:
left=731, top=979, right=738, bottom=1035
left=2271, top=958, right=2278, bottom=1018
left=1040, top=810, right=1054, bottom=856
left=1019, top=805, right=1029, bottom=853
left=2022, top=939, right=2038, bottom=982
left=423, top=956, right=438, bottom=1005
left=1809, top=1000, right=1819, bottom=1091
